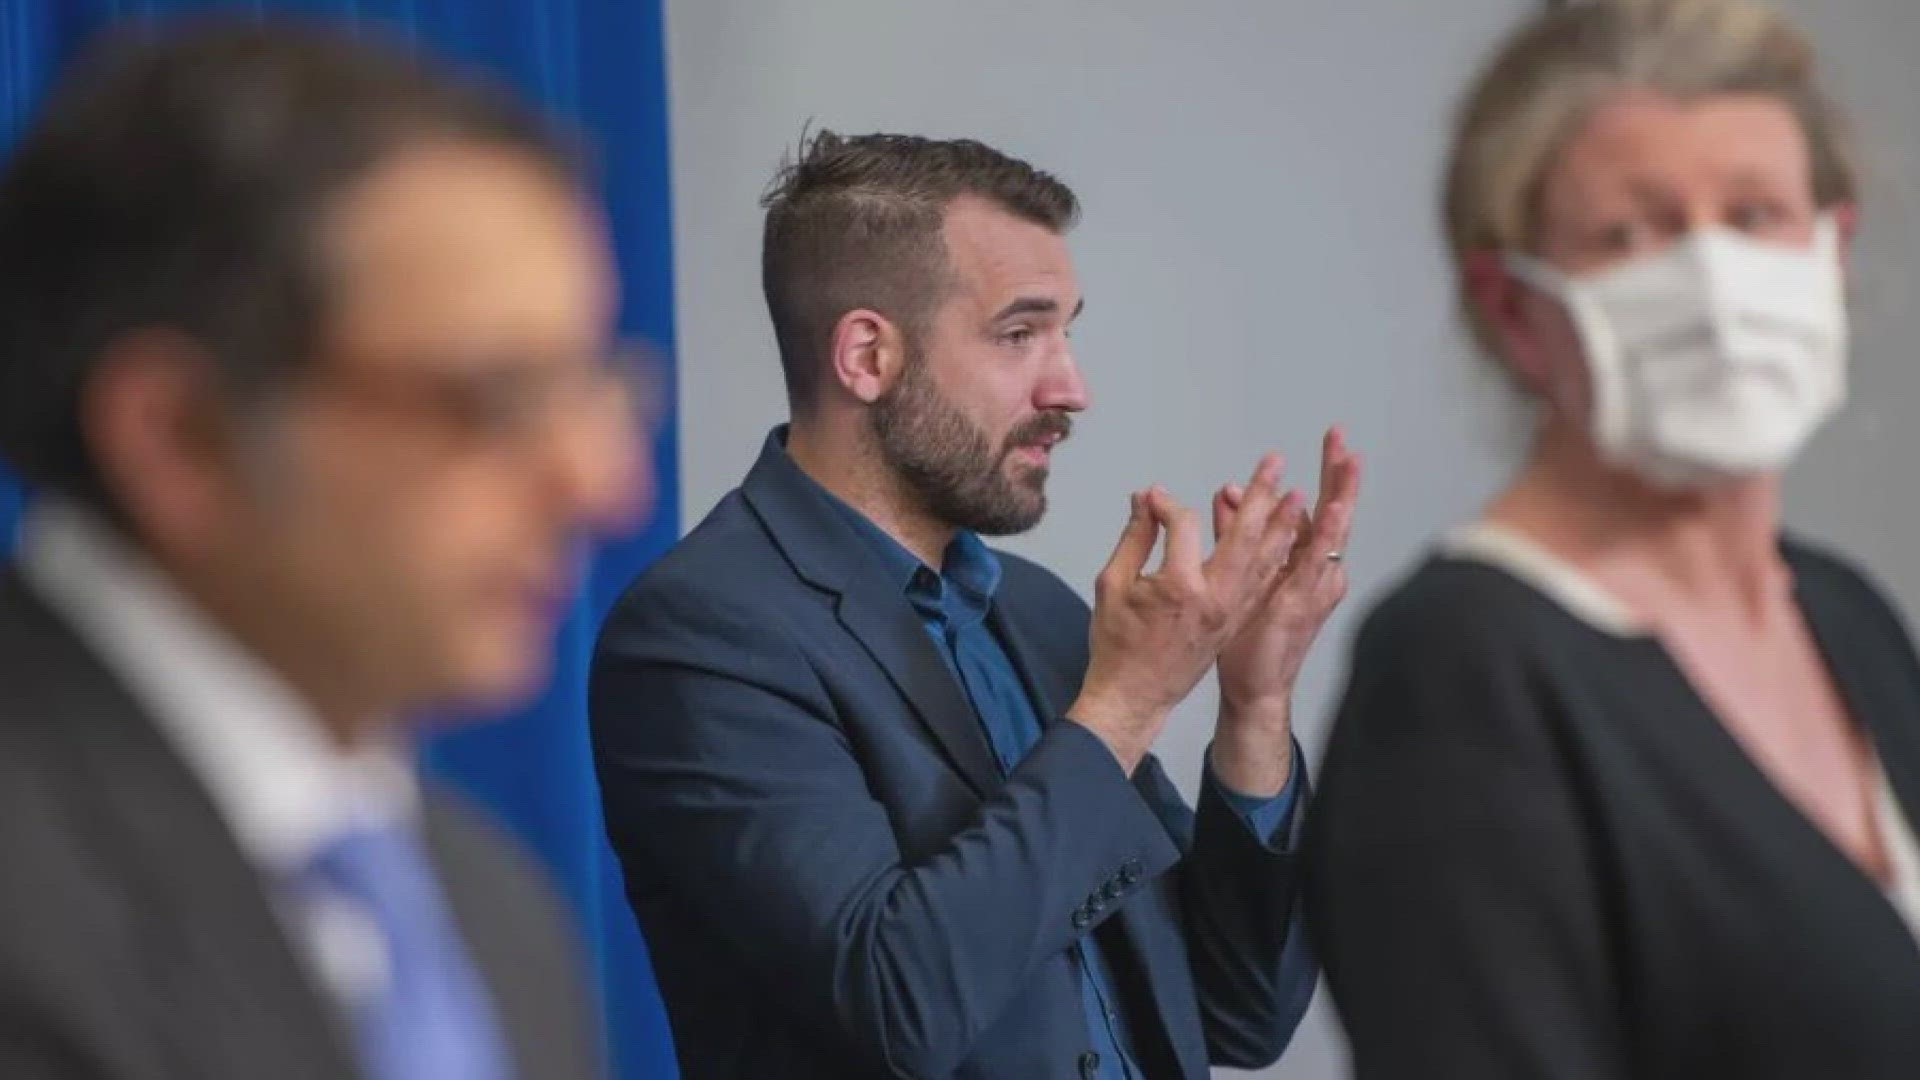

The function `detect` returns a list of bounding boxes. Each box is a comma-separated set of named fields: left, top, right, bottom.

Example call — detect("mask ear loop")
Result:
left=1807, top=210, right=1852, bottom=417
left=1812, top=211, right=1842, bottom=259
left=1499, top=251, right=1632, bottom=459
left=1501, top=251, right=1564, bottom=296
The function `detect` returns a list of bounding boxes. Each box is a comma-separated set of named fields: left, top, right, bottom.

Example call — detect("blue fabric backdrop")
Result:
left=0, top=2, right=681, bottom=1076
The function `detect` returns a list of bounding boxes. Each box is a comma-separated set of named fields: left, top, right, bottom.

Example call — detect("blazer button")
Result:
left=1071, top=908, right=1092, bottom=930
left=1078, top=1050, right=1101, bottom=1079
left=1102, top=881, right=1123, bottom=901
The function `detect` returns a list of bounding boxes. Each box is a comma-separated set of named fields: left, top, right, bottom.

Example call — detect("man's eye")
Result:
left=1001, top=327, right=1035, bottom=347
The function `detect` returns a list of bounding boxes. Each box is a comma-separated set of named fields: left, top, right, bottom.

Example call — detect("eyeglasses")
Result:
left=305, top=340, right=667, bottom=450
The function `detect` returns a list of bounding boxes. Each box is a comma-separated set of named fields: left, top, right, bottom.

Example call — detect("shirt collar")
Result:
left=939, top=532, right=1003, bottom=615
left=803, top=467, right=1004, bottom=625
left=17, top=500, right=419, bottom=878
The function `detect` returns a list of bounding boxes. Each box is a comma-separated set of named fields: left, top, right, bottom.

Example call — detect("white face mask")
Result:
left=1505, top=217, right=1849, bottom=489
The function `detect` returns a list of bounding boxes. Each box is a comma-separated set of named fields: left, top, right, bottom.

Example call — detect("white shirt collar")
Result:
left=1440, top=520, right=1646, bottom=637
left=17, top=500, right=419, bottom=878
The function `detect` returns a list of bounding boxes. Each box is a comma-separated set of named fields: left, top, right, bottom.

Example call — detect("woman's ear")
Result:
left=1835, top=201, right=1860, bottom=256
left=1462, top=248, right=1551, bottom=395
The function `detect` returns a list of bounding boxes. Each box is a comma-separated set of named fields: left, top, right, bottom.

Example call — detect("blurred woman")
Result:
left=1307, top=1, right=1920, bottom=1077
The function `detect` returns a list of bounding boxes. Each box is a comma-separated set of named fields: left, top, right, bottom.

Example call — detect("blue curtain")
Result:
left=0, top=2, right=681, bottom=1076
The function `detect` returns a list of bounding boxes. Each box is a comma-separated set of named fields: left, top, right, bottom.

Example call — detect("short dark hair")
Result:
left=0, top=17, right=583, bottom=509
left=759, top=129, right=1079, bottom=410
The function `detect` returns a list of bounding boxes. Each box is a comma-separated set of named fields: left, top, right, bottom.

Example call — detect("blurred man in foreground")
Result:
left=0, top=19, right=646, bottom=1080
left=592, top=130, right=1359, bottom=1079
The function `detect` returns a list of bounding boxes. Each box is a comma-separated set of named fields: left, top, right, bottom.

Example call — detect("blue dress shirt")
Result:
left=827, top=499, right=1301, bottom=1080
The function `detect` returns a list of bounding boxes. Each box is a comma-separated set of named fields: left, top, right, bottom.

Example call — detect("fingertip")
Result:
left=1142, top=486, right=1174, bottom=519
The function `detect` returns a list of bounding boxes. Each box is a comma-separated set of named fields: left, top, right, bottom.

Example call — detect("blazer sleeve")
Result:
left=1304, top=595, right=1631, bottom=1080
left=1122, top=753, right=1314, bottom=1070
left=589, top=588, right=1183, bottom=1080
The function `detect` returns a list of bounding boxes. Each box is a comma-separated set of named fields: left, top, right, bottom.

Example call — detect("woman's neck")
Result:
left=1487, top=418, right=1792, bottom=626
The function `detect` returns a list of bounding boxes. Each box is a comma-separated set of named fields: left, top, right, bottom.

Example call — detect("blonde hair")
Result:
left=1444, top=0, right=1857, bottom=355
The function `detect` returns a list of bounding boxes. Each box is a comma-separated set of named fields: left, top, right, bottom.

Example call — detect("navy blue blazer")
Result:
left=591, top=430, right=1311, bottom=1079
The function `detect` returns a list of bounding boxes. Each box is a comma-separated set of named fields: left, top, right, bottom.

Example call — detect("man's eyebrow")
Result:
left=989, top=296, right=1085, bottom=321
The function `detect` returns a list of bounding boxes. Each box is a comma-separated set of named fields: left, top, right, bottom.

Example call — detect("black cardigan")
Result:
left=1306, top=539, right=1920, bottom=1080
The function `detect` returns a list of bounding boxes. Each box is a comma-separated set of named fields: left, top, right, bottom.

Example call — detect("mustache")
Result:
left=1003, top=411, right=1073, bottom=454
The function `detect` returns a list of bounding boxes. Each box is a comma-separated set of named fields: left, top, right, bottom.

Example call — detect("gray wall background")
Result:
left=662, top=2, right=1920, bottom=1076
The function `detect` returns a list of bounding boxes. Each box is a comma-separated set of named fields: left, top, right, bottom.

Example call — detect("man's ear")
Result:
left=827, top=308, right=908, bottom=405
left=83, top=330, right=238, bottom=555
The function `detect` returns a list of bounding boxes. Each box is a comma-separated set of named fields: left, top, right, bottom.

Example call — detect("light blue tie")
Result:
left=305, top=824, right=515, bottom=1080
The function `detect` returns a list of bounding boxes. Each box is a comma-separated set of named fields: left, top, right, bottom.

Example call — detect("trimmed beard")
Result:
left=870, top=353, right=1071, bottom=536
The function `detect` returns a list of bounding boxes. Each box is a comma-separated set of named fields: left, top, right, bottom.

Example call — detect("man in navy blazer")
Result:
left=592, top=130, right=1362, bottom=1079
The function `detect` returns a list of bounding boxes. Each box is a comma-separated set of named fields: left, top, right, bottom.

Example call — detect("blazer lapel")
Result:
left=741, top=428, right=1000, bottom=797
left=835, top=581, right=1004, bottom=796
left=421, top=793, right=597, bottom=1080
left=986, top=600, right=1078, bottom=726
left=9, top=577, right=362, bottom=1080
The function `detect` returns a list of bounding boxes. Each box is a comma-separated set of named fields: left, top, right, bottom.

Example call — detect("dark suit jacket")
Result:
left=591, top=429, right=1309, bottom=1079
left=0, top=572, right=601, bottom=1080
